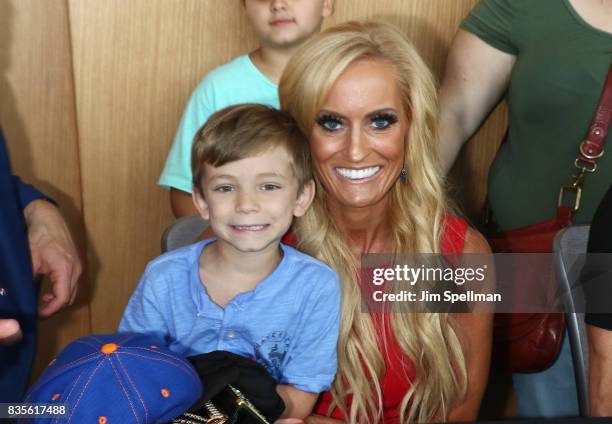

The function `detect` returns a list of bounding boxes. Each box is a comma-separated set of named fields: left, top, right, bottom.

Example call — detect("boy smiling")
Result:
left=121, top=104, right=340, bottom=419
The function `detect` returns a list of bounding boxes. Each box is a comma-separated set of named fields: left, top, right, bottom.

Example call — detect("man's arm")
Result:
left=2, top=128, right=81, bottom=318
left=24, top=198, right=82, bottom=317
left=588, top=324, right=612, bottom=416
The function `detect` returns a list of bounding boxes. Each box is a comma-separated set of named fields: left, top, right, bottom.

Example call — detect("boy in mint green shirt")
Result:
left=159, top=0, right=334, bottom=217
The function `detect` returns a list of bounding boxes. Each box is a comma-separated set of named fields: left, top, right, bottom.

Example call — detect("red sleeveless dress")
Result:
left=311, top=215, right=468, bottom=423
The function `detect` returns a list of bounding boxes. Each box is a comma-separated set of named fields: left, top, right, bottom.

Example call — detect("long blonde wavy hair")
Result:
left=279, top=21, right=467, bottom=423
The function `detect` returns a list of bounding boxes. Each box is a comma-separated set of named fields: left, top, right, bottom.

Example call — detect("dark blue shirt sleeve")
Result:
left=1, top=128, right=53, bottom=211
left=14, top=176, right=52, bottom=212
left=0, top=129, right=40, bottom=403
left=0, top=126, right=38, bottom=325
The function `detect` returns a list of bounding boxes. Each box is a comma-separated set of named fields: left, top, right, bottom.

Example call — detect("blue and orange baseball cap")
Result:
left=23, top=333, right=203, bottom=423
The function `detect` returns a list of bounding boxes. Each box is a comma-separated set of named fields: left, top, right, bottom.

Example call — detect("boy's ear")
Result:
left=192, top=187, right=210, bottom=220
left=322, top=0, right=334, bottom=17
left=293, top=180, right=315, bottom=218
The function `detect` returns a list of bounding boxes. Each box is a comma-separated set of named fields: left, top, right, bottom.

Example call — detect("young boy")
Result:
left=159, top=0, right=334, bottom=217
left=121, top=104, right=340, bottom=419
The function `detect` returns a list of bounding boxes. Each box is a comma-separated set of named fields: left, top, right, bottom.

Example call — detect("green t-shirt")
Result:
left=462, top=0, right=612, bottom=230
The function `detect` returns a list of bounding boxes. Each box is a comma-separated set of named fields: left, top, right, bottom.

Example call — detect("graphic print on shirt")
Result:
left=254, top=331, right=290, bottom=381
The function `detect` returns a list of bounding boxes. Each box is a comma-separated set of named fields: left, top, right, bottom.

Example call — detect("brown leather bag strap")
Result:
left=577, top=63, right=612, bottom=169
left=558, top=63, right=612, bottom=217
left=486, top=64, right=612, bottom=229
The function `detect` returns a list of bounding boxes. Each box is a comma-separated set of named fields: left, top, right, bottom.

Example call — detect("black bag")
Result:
left=172, top=351, right=285, bottom=424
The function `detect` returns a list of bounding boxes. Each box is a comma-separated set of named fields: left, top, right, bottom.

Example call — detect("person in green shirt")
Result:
left=439, top=0, right=612, bottom=418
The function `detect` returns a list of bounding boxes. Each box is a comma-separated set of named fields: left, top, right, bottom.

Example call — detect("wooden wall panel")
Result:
left=67, top=0, right=258, bottom=333
left=0, top=0, right=90, bottom=379
left=330, top=0, right=472, bottom=75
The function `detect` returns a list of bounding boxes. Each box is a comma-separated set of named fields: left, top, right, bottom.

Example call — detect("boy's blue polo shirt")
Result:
left=119, top=238, right=341, bottom=393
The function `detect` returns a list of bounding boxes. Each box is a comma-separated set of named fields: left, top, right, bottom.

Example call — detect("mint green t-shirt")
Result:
left=159, top=55, right=279, bottom=193
left=462, top=0, right=612, bottom=230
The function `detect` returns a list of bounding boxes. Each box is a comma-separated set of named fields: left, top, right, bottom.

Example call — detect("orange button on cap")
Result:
left=101, top=343, right=118, bottom=354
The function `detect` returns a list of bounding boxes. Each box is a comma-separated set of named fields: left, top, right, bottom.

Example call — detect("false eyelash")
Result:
left=316, top=113, right=343, bottom=125
left=371, top=112, right=399, bottom=124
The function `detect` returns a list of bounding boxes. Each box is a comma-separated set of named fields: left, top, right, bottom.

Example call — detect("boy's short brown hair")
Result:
left=191, top=104, right=312, bottom=193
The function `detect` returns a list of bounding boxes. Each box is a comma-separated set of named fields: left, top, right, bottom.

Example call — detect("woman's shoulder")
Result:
left=440, top=214, right=490, bottom=254
left=440, top=214, right=468, bottom=254
left=463, top=227, right=491, bottom=254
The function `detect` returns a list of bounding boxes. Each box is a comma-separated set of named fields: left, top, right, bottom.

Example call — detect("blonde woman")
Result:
left=279, top=21, right=492, bottom=423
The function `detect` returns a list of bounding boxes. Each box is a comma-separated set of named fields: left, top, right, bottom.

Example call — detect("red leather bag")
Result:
left=488, top=211, right=570, bottom=373
left=488, top=64, right=612, bottom=373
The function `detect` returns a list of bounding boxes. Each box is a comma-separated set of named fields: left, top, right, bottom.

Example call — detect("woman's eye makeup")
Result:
left=370, top=113, right=398, bottom=130
left=316, top=112, right=399, bottom=132
left=316, top=114, right=344, bottom=132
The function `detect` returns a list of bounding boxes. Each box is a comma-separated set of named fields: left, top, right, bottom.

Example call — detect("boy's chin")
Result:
left=220, top=237, right=283, bottom=255
left=264, top=34, right=311, bottom=49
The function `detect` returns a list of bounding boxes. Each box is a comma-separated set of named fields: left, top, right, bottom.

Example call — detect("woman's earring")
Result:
left=400, top=168, right=408, bottom=183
